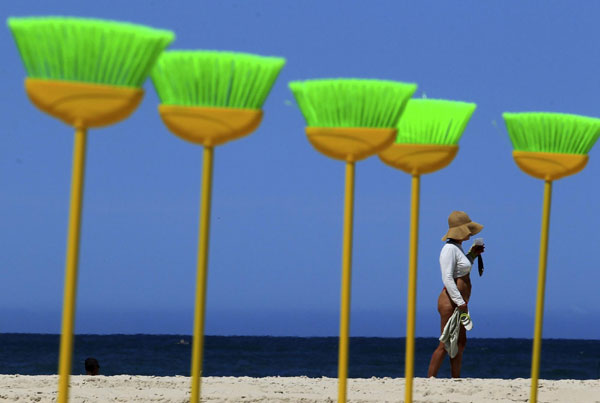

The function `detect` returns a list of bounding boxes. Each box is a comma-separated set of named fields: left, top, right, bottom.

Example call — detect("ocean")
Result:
left=0, top=334, right=598, bottom=379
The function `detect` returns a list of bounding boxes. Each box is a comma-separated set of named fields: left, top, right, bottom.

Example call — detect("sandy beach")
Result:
left=0, top=375, right=598, bottom=402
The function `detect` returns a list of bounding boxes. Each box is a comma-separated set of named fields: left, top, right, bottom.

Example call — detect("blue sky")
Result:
left=1, top=1, right=599, bottom=339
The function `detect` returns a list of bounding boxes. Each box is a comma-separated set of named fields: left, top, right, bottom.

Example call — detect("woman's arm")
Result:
left=440, top=246, right=466, bottom=307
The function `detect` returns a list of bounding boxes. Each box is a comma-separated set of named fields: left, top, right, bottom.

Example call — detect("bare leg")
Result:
left=427, top=290, right=454, bottom=377
left=449, top=325, right=467, bottom=377
left=427, top=342, right=447, bottom=377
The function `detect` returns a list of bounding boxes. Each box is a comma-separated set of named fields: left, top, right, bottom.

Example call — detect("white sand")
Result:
left=0, top=375, right=598, bottom=402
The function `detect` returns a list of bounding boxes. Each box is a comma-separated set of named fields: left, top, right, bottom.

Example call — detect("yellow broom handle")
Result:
left=338, top=161, right=355, bottom=403
left=57, top=126, right=87, bottom=403
left=530, top=179, right=552, bottom=403
left=190, top=146, right=214, bottom=403
left=404, top=174, right=420, bottom=403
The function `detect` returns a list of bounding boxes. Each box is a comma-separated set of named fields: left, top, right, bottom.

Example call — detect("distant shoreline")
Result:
left=2, top=332, right=599, bottom=341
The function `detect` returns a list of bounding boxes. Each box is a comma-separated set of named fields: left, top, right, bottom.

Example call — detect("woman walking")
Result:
left=427, top=211, right=484, bottom=378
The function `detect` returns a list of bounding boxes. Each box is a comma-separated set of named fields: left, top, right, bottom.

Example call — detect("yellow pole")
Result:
left=190, top=146, right=215, bottom=403
left=57, top=126, right=88, bottom=403
left=338, top=161, right=355, bottom=403
left=530, top=179, right=552, bottom=403
left=404, top=174, right=420, bottom=403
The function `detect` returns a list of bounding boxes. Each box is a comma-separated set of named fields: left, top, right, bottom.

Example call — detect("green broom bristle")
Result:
left=7, top=16, right=175, bottom=88
left=503, top=112, right=600, bottom=154
left=150, top=51, right=286, bottom=109
left=395, top=99, right=476, bottom=145
left=289, top=79, right=417, bottom=128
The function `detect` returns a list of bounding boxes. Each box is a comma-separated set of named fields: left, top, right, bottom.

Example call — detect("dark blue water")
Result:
left=0, top=334, right=598, bottom=379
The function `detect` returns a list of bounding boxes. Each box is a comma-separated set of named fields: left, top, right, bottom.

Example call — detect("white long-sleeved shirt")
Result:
left=439, top=242, right=473, bottom=306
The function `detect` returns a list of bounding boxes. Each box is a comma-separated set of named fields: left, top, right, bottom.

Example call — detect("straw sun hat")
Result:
left=441, top=211, right=483, bottom=241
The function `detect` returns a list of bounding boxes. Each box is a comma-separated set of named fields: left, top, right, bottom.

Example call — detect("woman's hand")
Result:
left=458, top=304, right=468, bottom=313
left=471, top=244, right=485, bottom=256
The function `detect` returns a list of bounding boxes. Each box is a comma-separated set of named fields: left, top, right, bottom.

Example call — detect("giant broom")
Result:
left=7, top=17, right=174, bottom=402
left=151, top=50, right=285, bottom=403
left=289, top=79, right=417, bottom=403
left=503, top=112, right=600, bottom=403
left=379, top=99, right=476, bottom=403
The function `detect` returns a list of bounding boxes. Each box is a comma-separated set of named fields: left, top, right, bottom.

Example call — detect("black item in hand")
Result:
left=478, top=255, right=484, bottom=276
